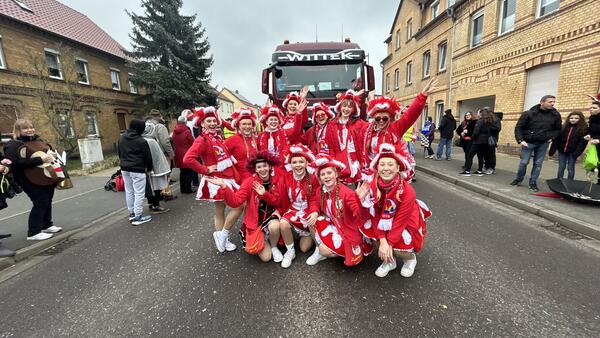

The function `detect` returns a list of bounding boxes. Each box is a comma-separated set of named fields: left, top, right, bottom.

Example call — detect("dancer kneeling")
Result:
left=207, top=151, right=282, bottom=262
left=305, top=155, right=370, bottom=267
left=274, top=144, right=321, bottom=267
left=356, top=143, right=431, bottom=278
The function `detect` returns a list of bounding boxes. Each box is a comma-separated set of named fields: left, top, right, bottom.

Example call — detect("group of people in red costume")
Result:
left=182, top=78, right=438, bottom=278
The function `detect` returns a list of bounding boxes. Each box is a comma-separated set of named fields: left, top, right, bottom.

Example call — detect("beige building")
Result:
left=0, top=0, right=144, bottom=153
left=219, top=87, right=260, bottom=117
left=382, top=0, right=600, bottom=151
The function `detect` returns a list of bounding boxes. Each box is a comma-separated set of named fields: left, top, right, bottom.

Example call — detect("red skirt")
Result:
left=314, top=217, right=363, bottom=266
left=195, top=176, right=239, bottom=201
left=281, top=209, right=310, bottom=237
left=391, top=199, right=431, bottom=252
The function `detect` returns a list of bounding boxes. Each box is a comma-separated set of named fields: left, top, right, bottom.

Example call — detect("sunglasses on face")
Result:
left=316, top=112, right=327, bottom=119
left=374, top=116, right=390, bottom=122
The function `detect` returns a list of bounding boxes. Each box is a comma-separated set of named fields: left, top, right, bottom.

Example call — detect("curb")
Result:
left=416, top=165, right=600, bottom=240
left=0, top=182, right=181, bottom=273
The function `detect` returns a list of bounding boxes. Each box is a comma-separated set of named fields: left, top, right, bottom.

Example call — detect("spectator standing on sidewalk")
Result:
left=511, top=95, right=562, bottom=192
left=484, top=107, right=502, bottom=174
left=549, top=111, right=588, bottom=180
left=172, top=116, right=196, bottom=194
left=4, top=119, right=63, bottom=241
left=117, top=119, right=154, bottom=225
left=146, top=110, right=175, bottom=160
left=456, top=111, right=477, bottom=165
left=460, top=108, right=500, bottom=177
left=142, top=123, right=171, bottom=213
left=421, top=117, right=435, bottom=158
left=436, top=109, right=456, bottom=161
left=584, top=100, right=600, bottom=184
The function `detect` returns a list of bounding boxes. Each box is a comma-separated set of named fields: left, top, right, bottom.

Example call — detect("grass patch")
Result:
left=65, top=157, right=82, bottom=172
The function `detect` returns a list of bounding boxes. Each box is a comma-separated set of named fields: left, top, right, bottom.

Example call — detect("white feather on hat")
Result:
left=369, top=143, right=412, bottom=179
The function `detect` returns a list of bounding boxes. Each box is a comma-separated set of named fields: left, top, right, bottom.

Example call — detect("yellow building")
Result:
left=382, top=0, right=600, bottom=152
left=219, top=87, right=260, bottom=117
left=0, top=0, right=145, bottom=153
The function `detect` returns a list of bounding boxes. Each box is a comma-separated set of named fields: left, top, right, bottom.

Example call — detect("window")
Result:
left=421, top=105, right=429, bottom=129
left=75, top=58, right=89, bottom=84
left=45, top=49, right=62, bottom=79
left=435, top=101, right=444, bottom=125
left=128, top=73, right=137, bottom=94
left=423, top=51, right=431, bottom=78
left=385, top=73, right=390, bottom=93
left=438, top=42, right=447, bottom=71
left=406, top=19, right=413, bottom=41
left=431, top=1, right=440, bottom=20
left=110, top=68, right=121, bottom=90
left=394, top=69, right=400, bottom=89
left=55, top=111, right=74, bottom=138
left=537, top=0, right=559, bottom=18
left=0, top=36, right=6, bottom=69
left=395, top=29, right=401, bottom=49
left=470, top=10, right=484, bottom=48
left=523, top=63, right=560, bottom=110
left=498, top=0, right=516, bottom=35
left=406, top=62, right=412, bottom=84
left=85, top=112, right=99, bottom=136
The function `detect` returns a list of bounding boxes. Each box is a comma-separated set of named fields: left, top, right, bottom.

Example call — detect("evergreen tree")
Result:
left=127, top=0, right=216, bottom=116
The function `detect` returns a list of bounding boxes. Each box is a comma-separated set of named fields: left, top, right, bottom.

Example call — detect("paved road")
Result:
left=0, top=169, right=123, bottom=251
left=0, top=175, right=598, bottom=337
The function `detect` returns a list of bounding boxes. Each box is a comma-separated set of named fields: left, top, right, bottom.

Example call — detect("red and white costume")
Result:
left=225, top=108, right=258, bottom=182
left=282, top=92, right=309, bottom=145
left=360, top=144, right=431, bottom=252
left=275, top=144, right=319, bottom=237
left=308, top=155, right=370, bottom=267
left=359, top=94, right=427, bottom=181
left=182, top=107, right=239, bottom=201
left=257, top=105, right=290, bottom=163
left=330, top=91, right=368, bottom=184
left=301, top=102, right=337, bottom=156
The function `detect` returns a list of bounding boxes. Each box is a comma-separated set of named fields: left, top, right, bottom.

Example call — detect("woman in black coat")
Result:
left=456, top=111, right=477, bottom=166
left=584, top=101, right=600, bottom=183
left=459, top=108, right=500, bottom=176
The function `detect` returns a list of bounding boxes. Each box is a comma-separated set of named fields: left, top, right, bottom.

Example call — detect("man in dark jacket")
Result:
left=436, top=109, right=457, bottom=160
left=118, top=119, right=154, bottom=225
left=511, top=95, right=562, bottom=191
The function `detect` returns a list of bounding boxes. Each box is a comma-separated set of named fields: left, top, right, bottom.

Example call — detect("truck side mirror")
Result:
left=262, top=69, right=270, bottom=94
left=366, top=65, right=375, bottom=91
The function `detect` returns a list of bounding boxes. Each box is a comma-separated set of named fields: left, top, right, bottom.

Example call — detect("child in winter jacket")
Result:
left=550, top=111, right=588, bottom=180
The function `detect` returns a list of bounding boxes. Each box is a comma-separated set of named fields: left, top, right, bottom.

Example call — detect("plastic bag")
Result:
left=582, top=145, right=599, bottom=171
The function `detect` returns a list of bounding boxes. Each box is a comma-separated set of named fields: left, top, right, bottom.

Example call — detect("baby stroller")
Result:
left=104, top=170, right=124, bottom=192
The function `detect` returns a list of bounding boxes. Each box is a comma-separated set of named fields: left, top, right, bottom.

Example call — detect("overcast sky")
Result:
left=60, top=0, right=399, bottom=105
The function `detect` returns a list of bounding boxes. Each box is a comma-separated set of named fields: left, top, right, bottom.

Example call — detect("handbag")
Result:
left=487, top=135, right=497, bottom=147
left=245, top=226, right=265, bottom=255
left=582, top=145, right=599, bottom=171
left=453, top=136, right=462, bottom=147
left=56, top=166, right=73, bottom=190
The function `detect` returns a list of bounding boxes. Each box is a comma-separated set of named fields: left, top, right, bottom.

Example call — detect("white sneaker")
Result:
left=400, top=256, right=417, bottom=278
left=271, top=247, right=283, bottom=263
left=281, top=249, right=296, bottom=268
left=42, top=226, right=62, bottom=233
left=306, top=247, right=327, bottom=266
left=213, top=231, right=225, bottom=253
left=27, top=232, right=53, bottom=241
left=224, top=237, right=237, bottom=252
left=375, top=260, right=397, bottom=278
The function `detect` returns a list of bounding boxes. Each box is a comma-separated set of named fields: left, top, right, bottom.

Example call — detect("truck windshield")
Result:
left=273, top=63, right=362, bottom=99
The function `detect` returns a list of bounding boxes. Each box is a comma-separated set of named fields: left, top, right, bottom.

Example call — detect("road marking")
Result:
left=0, top=187, right=104, bottom=222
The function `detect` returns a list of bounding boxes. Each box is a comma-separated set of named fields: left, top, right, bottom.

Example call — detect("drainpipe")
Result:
left=446, top=6, right=457, bottom=115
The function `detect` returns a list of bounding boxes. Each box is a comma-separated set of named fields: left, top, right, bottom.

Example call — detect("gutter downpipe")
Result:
left=447, top=6, right=457, bottom=115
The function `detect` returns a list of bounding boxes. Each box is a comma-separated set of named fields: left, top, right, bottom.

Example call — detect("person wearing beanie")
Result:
left=117, top=119, right=154, bottom=225
left=173, top=116, right=197, bottom=193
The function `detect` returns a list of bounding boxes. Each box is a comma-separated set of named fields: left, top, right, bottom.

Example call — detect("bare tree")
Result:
left=19, top=43, right=115, bottom=156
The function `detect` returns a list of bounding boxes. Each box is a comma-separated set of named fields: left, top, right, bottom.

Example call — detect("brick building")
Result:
left=381, top=0, right=600, bottom=151
left=0, top=0, right=144, bottom=153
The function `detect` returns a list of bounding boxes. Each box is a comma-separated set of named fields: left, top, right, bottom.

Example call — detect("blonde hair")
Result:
left=13, top=119, right=34, bottom=135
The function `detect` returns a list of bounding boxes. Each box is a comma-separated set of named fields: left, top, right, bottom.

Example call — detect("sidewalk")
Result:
left=416, top=145, right=600, bottom=239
